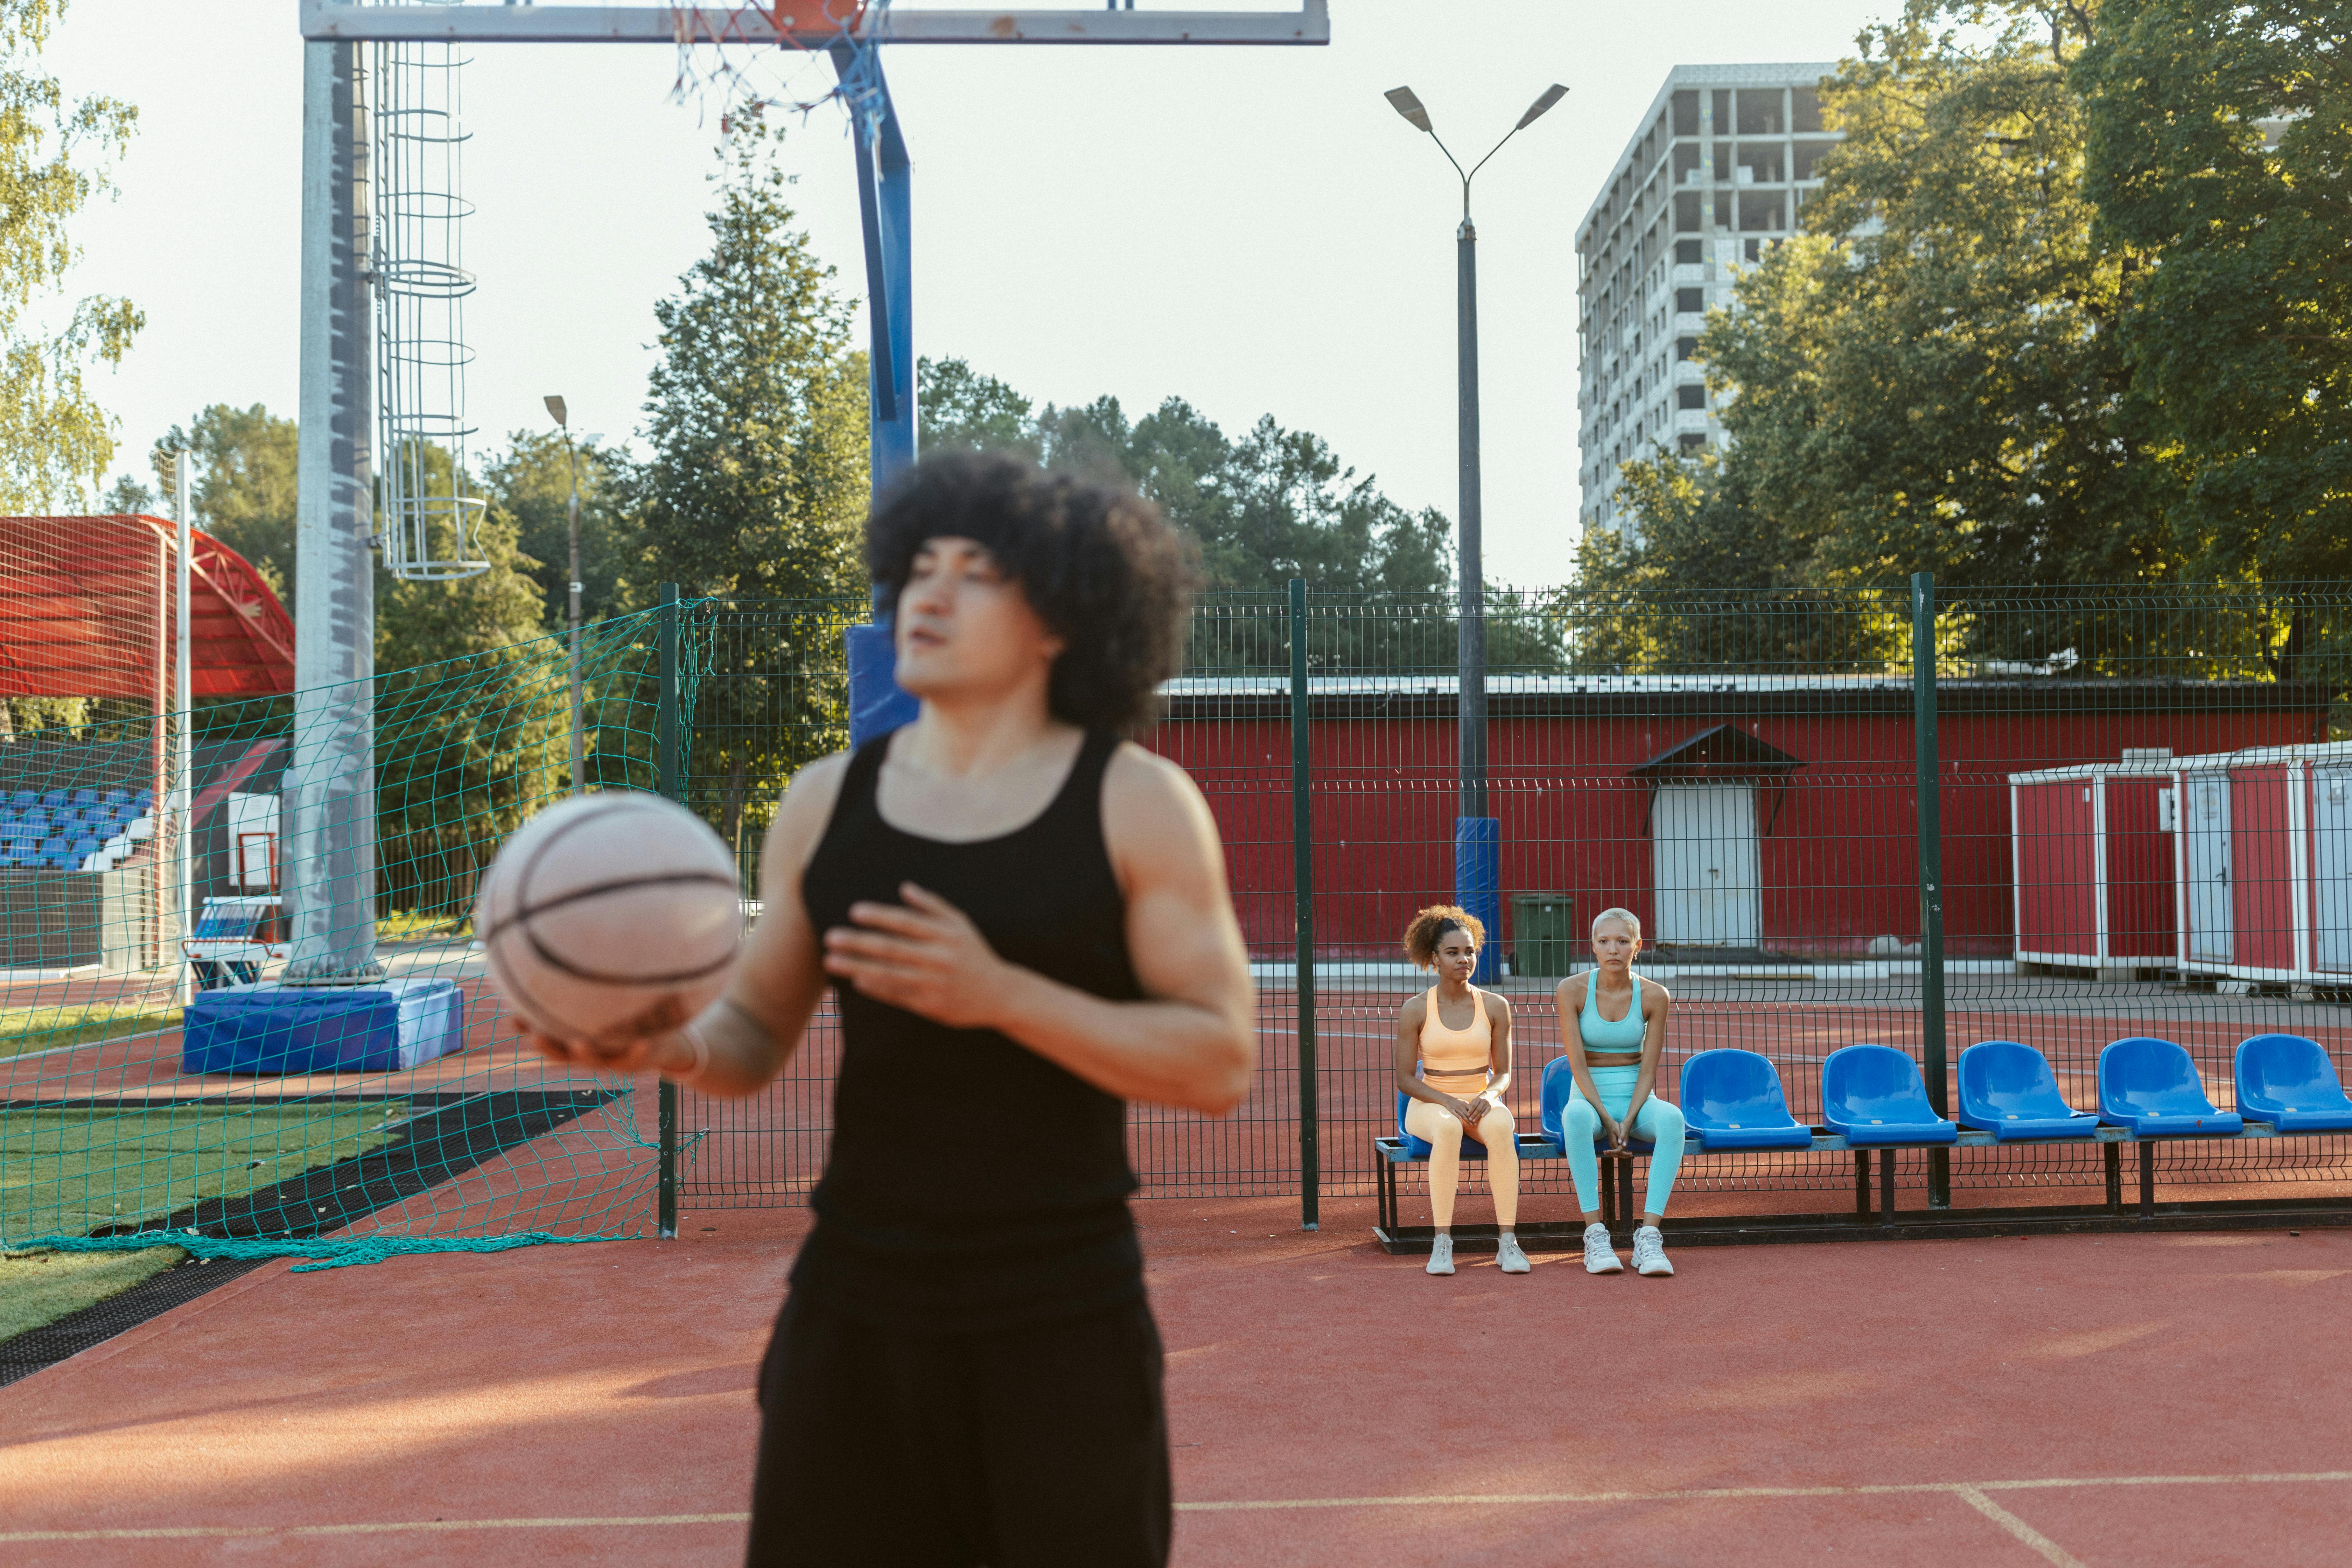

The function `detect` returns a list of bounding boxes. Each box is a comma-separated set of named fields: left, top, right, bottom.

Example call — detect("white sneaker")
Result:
left=1495, top=1233, right=1531, bottom=1274
left=1582, top=1222, right=1623, bottom=1275
left=1632, top=1225, right=1674, bottom=1277
left=1426, top=1234, right=1455, bottom=1276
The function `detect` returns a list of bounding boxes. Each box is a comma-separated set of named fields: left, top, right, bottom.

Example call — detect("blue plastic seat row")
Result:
left=1672, top=1036, right=2352, bottom=1149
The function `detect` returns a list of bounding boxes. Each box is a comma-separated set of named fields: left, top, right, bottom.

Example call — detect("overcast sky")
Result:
left=55, top=0, right=1890, bottom=586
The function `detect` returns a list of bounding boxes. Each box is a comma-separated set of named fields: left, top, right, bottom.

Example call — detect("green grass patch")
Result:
left=0, top=1004, right=183, bottom=1062
left=0, top=1104, right=408, bottom=1241
left=0, top=1245, right=187, bottom=1345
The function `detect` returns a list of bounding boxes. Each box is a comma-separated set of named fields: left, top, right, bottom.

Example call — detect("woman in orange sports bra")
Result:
left=1392, top=905, right=1527, bottom=1278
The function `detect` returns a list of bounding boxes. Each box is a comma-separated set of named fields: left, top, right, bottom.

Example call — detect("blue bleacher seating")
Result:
left=2233, top=1034, right=2352, bottom=1133
left=1820, top=1044, right=1959, bottom=1145
left=1956, top=1041, right=2101, bottom=1140
left=102, top=788, right=130, bottom=806
left=1538, top=1056, right=1657, bottom=1156
left=9, top=789, right=33, bottom=808
left=1679, top=1049, right=1815, bottom=1150
left=70, top=788, right=96, bottom=805
left=132, top=789, right=153, bottom=807
left=1394, top=1082, right=1491, bottom=1159
left=40, top=790, right=65, bottom=808
left=2097, top=1037, right=2244, bottom=1135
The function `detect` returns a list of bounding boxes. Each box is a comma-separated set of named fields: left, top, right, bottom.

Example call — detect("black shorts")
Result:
left=746, top=1291, right=1171, bottom=1568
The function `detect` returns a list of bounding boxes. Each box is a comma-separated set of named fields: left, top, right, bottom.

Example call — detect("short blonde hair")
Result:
left=1590, top=906, right=1643, bottom=941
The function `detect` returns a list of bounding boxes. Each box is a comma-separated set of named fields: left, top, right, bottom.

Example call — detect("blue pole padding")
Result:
left=1454, top=816, right=1500, bottom=983
left=847, top=622, right=918, bottom=748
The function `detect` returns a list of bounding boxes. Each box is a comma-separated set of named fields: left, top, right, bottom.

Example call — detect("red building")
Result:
left=1145, top=676, right=2331, bottom=964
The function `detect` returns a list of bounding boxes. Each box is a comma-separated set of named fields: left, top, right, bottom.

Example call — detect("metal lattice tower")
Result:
left=371, top=13, right=488, bottom=581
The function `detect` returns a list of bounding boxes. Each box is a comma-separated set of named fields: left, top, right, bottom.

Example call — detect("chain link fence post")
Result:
left=656, top=583, right=682, bottom=1238
left=1289, top=578, right=1319, bottom=1230
left=1912, top=572, right=1952, bottom=1209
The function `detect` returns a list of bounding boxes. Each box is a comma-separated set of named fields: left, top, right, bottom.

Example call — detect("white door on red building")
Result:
left=2182, top=773, right=2232, bottom=965
left=1652, top=784, right=1760, bottom=946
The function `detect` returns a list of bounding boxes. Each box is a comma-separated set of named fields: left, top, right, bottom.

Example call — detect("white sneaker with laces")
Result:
left=1495, top=1233, right=1531, bottom=1274
left=1426, top=1234, right=1456, bottom=1275
left=1582, top=1222, right=1623, bottom=1275
left=1632, top=1225, right=1674, bottom=1276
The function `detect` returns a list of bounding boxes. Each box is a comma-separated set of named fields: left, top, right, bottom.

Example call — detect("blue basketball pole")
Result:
left=842, top=51, right=921, bottom=749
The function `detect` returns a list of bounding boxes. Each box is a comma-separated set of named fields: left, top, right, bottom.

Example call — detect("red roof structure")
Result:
left=0, top=515, right=295, bottom=700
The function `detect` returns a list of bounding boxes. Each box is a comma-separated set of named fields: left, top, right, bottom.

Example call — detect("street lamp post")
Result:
left=544, top=395, right=584, bottom=795
left=1385, top=81, right=1566, bottom=980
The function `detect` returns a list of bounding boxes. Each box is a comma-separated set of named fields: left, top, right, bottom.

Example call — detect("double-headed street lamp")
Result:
left=1385, top=80, right=1566, bottom=979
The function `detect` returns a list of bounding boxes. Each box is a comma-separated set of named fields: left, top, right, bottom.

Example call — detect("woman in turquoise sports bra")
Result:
left=1554, top=906, right=1684, bottom=1277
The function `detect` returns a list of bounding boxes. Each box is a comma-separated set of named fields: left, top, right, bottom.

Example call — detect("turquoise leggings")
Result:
left=1564, top=1066, right=1686, bottom=1217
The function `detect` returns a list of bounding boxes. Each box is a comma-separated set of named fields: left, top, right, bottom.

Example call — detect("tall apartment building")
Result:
left=1576, top=64, right=1841, bottom=542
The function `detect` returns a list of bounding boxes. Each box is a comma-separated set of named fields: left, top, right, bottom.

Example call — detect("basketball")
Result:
left=474, top=792, right=743, bottom=1047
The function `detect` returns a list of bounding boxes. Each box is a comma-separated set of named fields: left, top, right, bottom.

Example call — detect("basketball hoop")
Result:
left=668, top=0, right=881, bottom=132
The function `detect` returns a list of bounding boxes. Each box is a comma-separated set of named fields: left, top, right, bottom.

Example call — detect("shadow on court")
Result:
left=2, top=1192, right=2348, bottom=1566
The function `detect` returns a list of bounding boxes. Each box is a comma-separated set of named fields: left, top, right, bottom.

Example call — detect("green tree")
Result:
left=0, top=0, right=140, bottom=512
left=480, top=430, right=643, bottom=632
left=639, top=118, right=869, bottom=857
left=2077, top=0, right=2352, bottom=588
left=916, top=356, right=1040, bottom=461
left=1589, top=0, right=2212, bottom=681
left=151, top=404, right=299, bottom=597
left=915, top=355, right=1454, bottom=597
left=639, top=119, right=868, bottom=599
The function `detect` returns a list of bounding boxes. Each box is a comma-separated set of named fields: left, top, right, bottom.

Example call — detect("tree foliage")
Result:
left=482, top=430, right=642, bottom=632
left=0, top=0, right=140, bottom=513
left=637, top=117, right=868, bottom=601
left=1597, top=0, right=2348, bottom=631
left=2077, top=0, right=2352, bottom=584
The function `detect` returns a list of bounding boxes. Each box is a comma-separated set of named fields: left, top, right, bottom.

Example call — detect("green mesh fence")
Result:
left=1, top=604, right=688, bottom=1271
left=7, top=582, right=2349, bottom=1274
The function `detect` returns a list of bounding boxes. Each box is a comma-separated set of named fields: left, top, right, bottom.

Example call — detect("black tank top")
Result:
left=791, top=727, right=1144, bottom=1332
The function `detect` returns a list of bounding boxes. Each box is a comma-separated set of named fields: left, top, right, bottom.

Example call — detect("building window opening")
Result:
left=1677, top=335, right=1697, bottom=360
left=1713, top=140, right=1733, bottom=183
left=1736, top=189, right=1787, bottom=232
left=1678, top=384, right=1707, bottom=411
left=1673, top=90, right=1700, bottom=137
left=1711, top=89, right=1731, bottom=132
left=1674, top=142, right=1703, bottom=185
left=1674, top=238, right=1702, bottom=265
left=1676, top=286, right=1704, bottom=313
left=1736, top=88, right=1784, bottom=135
left=1792, top=86, right=1824, bottom=133
left=1674, top=191, right=1702, bottom=233
left=1679, top=433, right=1707, bottom=453
left=1793, top=139, right=1836, bottom=181
left=1737, top=142, right=1786, bottom=183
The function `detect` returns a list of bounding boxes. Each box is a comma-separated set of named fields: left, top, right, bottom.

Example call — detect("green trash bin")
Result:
left=1510, top=893, right=1576, bottom=978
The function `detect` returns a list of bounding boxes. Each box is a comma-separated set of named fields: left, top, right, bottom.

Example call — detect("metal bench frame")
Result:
left=1371, top=1122, right=2352, bottom=1255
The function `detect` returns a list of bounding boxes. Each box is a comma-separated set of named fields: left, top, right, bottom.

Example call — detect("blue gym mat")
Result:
left=181, top=978, right=467, bottom=1076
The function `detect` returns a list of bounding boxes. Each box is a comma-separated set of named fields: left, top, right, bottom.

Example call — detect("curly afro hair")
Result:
left=1402, top=905, right=1485, bottom=968
left=866, top=450, right=1201, bottom=735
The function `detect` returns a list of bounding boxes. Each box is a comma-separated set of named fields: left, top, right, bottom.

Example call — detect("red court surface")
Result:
left=4, top=1197, right=2348, bottom=1567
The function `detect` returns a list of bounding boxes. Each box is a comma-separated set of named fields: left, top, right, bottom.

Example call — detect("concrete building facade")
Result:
left=1576, top=64, right=1841, bottom=542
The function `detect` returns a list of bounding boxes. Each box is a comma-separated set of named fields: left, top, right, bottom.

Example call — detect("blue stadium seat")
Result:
left=102, top=788, right=130, bottom=806
left=2097, top=1037, right=2243, bottom=1135
left=9, top=789, right=33, bottom=808
left=1679, top=1049, right=1814, bottom=1150
left=1394, top=1071, right=1491, bottom=1160
left=133, top=789, right=154, bottom=807
left=38, top=835, right=66, bottom=857
left=1956, top=1041, right=2100, bottom=1140
left=2233, top=1034, right=2352, bottom=1133
left=1821, top=1045, right=1959, bottom=1145
left=1538, top=1055, right=1657, bottom=1156
left=40, top=789, right=66, bottom=808
left=70, top=788, right=97, bottom=805
left=69, top=836, right=98, bottom=856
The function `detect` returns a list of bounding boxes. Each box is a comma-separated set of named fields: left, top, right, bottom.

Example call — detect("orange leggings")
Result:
left=1402, top=1098, right=1518, bottom=1230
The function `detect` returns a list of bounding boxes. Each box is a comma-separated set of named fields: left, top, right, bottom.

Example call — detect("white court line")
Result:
left=6, top=1471, right=2348, bottom=1544
left=1953, top=1485, right=2085, bottom=1568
